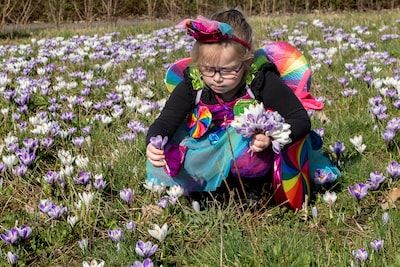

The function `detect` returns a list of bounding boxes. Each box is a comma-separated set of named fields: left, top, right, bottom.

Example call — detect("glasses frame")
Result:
left=198, top=63, right=244, bottom=79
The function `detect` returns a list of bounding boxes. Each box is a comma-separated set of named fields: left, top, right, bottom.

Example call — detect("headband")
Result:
left=177, top=16, right=252, bottom=50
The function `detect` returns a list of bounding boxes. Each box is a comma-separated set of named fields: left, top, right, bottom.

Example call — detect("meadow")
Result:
left=0, top=10, right=399, bottom=266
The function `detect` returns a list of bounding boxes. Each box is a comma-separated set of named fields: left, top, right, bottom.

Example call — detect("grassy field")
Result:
left=0, top=10, right=399, bottom=266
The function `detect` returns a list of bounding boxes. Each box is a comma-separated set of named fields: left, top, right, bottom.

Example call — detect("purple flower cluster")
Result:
left=119, top=120, right=148, bottom=141
left=38, top=199, right=67, bottom=219
left=44, top=170, right=64, bottom=187
left=369, top=96, right=388, bottom=120
left=0, top=225, right=32, bottom=245
left=382, top=117, right=400, bottom=142
left=74, top=171, right=92, bottom=185
left=233, top=109, right=285, bottom=138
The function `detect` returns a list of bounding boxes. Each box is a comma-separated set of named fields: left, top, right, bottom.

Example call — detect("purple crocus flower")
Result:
left=23, top=138, right=39, bottom=150
left=13, top=164, right=28, bottom=177
left=131, top=258, right=154, bottom=267
left=366, top=171, right=386, bottom=190
left=7, top=143, right=19, bottom=153
left=382, top=129, right=395, bottom=142
left=93, top=176, right=106, bottom=190
left=120, top=188, right=134, bottom=205
left=107, top=229, right=123, bottom=243
left=44, top=170, right=60, bottom=184
left=74, top=171, right=91, bottom=185
left=17, top=225, right=32, bottom=240
left=125, top=220, right=136, bottom=232
left=135, top=240, right=158, bottom=258
left=47, top=205, right=67, bottom=219
left=386, top=160, right=400, bottom=179
left=314, top=168, right=337, bottom=185
left=330, top=141, right=345, bottom=156
left=40, top=137, right=54, bottom=148
left=370, top=239, right=384, bottom=252
left=72, top=136, right=85, bottom=147
left=352, top=248, right=368, bottom=263
left=149, top=135, right=168, bottom=150
left=128, top=121, right=147, bottom=133
left=67, top=127, right=77, bottom=135
left=38, top=199, right=53, bottom=213
left=0, top=228, right=19, bottom=245
left=314, top=128, right=325, bottom=138
left=60, top=111, right=75, bottom=122
left=348, top=183, right=369, bottom=200
left=82, top=126, right=92, bottom=135
left=16, top=148, right=36, bottom=166
left=0, top=162, right=6, bottom=173
left=157, top=196, right=169, bottom=209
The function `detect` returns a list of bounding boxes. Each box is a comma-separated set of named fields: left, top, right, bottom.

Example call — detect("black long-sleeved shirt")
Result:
left=146, top=63, right=311, bottom=144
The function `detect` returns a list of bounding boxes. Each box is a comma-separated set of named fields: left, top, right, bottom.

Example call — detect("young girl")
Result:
left=146, top=10, right=337, bottom=207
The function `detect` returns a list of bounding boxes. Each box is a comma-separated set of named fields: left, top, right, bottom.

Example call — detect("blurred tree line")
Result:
left=0, top=0, right=399, bottom=28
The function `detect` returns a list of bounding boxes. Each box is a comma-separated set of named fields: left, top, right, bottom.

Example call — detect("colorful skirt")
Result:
left=146, top=127, right=340, bottom=210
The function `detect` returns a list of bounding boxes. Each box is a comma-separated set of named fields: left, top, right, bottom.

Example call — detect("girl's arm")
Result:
left=146, top=79, right=195, bottom=144
left=261, top=71, right=311, bottom=143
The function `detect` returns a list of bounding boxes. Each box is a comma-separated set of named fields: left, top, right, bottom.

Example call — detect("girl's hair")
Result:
left=191, top=9, right=253, bottom=66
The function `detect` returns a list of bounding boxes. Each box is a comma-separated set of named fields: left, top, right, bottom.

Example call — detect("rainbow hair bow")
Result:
left=177, top=16, right=251, bottom=50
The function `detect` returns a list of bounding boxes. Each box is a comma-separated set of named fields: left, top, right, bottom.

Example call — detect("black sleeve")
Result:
left=261, top=71, right=311, bottom=143
left=146, top=79, right=195, bottom=144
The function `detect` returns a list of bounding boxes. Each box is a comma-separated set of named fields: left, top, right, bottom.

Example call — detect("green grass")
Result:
left=0, top=10, right=400, bottom=266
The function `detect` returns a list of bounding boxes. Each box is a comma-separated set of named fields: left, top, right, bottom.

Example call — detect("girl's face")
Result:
left=198, top=44, right=245, bottom=99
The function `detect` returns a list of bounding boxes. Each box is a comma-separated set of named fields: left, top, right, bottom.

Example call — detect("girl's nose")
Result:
left=213, top=71, right=223, bottom=82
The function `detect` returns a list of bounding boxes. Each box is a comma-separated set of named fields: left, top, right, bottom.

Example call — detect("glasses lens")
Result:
left=199, top=66, right=215, bottom=77
left=199, top=64, right=242, bottom=78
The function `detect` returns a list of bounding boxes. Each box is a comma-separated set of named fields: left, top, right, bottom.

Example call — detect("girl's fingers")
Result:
left=250, top=144, right=263, bottom=152
left=149, top=158, right=166, bottom=167
left=147, top=144, right=164, bottom=155
left=147, top=153, right=165, bottom=161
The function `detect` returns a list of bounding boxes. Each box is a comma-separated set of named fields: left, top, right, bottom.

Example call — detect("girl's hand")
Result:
left=250, top=134, right=271, bottom=152
left=146, top=143, right=166, bottom=167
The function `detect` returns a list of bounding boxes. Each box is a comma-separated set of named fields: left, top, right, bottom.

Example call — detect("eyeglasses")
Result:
left=198, top=63, right=243, bottom=79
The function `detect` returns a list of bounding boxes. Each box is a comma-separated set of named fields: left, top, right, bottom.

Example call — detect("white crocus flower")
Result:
left=323, top=191, right=337, bottom=206
left=2, top=155, right=18, bottom=167
left=192, top=201, right=201, bottom=212
left=82, top=259, right=105, bottom=267
left=60, top=165, right=74, bottom=178
left=349, top=135, right=366, bottom=153
left=78, top=238, right=88, bottom=253
left=166, top=185, right=184, bottom=198
left=1, top=108, right=9, bottom=116
left=79, top=191, right=94, bottom=209
left=67, top=215, right=79, bottom=227
left=100, top=115, right=112, bottom=124
left=75, top=155, right=89, bottom=169
left=144, top=181, right=166, bottom=193
left=148, top=223, right=168, bottom=242
left=58, top=150, right=75, bottom=166
left=4, top=134, right=18, bottom=146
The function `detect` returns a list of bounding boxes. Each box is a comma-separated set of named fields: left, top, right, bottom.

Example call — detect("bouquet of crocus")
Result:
left=230, top=102, right=292, bottom=153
